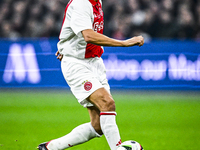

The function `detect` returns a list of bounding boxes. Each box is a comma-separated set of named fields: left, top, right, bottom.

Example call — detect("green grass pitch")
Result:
left=0, top=89, right=200, bottom=150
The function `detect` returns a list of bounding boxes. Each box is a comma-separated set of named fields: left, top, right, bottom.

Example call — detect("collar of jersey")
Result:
left=88, top=0, right=99, bottom=6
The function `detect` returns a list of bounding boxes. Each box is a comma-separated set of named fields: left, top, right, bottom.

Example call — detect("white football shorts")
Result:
left=61, top=56, right=110, bottom=107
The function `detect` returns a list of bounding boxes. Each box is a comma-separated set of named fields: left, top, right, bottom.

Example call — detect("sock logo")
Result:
left=116, top=139, right=122, bottom=146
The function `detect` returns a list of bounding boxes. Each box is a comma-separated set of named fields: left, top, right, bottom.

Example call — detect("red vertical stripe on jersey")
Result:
left=85, top=0, right=104, bottom=58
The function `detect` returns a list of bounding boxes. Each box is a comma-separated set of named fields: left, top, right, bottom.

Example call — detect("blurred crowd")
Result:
left=103, top=0, right=200, bottom=41
left=0, top=0, right=200, bottom=41
left=0, top=0, right=67, bottom=39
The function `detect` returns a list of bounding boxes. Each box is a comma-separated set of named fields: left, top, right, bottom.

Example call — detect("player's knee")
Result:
left=90, top=89, right=116, bottom=111
left=99, top=95, right=115, bottom=111
left=106, top=98, right=115, bottom=111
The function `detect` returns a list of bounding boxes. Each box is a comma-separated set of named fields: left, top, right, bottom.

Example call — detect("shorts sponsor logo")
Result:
left=84, top=81, right=92, bottom=91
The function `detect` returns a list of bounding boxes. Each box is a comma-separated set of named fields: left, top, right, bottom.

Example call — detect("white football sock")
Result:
left=100, top=112, right=121, bottom=150
left=47, top=122, right=101, bottom=150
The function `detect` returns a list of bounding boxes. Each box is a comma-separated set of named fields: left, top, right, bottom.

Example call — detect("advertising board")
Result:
left=0, top=39, right=199, bottom=89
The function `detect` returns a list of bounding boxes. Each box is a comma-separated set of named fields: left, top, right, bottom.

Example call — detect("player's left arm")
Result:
left=82, top=29, right=144, bottom=47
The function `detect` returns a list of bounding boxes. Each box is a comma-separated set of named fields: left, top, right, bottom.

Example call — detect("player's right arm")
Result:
left=82, top=29, right=144, bottom=47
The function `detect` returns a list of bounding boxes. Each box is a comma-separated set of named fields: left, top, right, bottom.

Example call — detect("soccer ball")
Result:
left=117, top=140, right=144, bottom=150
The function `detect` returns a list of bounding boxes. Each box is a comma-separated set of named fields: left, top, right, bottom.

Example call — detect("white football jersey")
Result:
left=57, top=0, right=104, bottom=59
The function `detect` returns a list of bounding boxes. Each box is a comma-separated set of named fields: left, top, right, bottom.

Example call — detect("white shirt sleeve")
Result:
left=70, top=0, right=93, bottom=37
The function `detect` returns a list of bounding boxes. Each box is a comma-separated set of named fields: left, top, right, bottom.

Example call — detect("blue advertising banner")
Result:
left=0, top=38, right=200, bottom=89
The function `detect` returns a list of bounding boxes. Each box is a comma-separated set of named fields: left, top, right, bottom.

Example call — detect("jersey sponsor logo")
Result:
left=84, top=81, right=92, bottom=91
left=92, top=1, right=104, bottom=33
left=93, top=7, right=103, bottom=19
left=3, top=43, right=41, bottom=84
left=98, top=7, right=103, bottom=16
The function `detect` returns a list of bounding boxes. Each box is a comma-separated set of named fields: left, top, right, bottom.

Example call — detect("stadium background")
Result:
left=0, top=0, right=200, bottom=150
